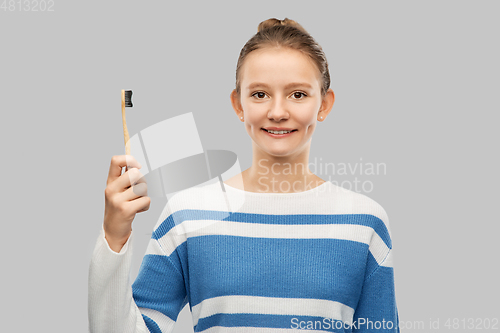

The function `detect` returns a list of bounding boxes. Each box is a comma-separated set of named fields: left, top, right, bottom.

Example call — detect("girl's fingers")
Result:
left=107, top=155, right=142, bottom=186
left=127, top=193, right=151, bottom=214
left=122, top=182, right=148, bottom=201
left=116, top=167, right=145, bottom=192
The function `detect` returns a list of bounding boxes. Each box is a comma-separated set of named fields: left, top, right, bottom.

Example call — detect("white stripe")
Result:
left=145, top=237, right=166, bottom=256
left=369, top=232, right=392, bottom=267
left=381, top=249, right=394, bottom=267
left=139, top=307, right=176, bottom=332
left=156, top=221, right=390, bottom=266
left=191, top=295, right=354, bottom=327
left=160, top=181, right=391, bottom=230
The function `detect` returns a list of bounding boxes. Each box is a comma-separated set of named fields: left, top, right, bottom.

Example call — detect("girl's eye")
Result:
left=252, top=91, right=267, bottom=99
left=251, top=91, right=307, bottom=99
left=292, top=92, right=307, bottom=99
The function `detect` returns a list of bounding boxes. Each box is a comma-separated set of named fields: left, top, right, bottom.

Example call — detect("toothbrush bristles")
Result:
left=124, top=90, right=133, bottom=107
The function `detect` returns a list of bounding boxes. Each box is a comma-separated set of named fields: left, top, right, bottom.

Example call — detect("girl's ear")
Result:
left=319, top=88, right=335, bottom=116
left=230, top=89, right=244, bottom=114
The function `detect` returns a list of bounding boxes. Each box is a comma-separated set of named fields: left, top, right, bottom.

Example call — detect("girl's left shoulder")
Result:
left=326, top=182, right=391, bottom=228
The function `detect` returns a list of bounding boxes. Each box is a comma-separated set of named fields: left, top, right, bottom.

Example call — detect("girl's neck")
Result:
left=239, top=156, right=325, bottom=193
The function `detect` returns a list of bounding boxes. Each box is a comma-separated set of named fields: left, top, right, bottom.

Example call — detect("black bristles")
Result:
left=124, top=90, right=133, bottom=107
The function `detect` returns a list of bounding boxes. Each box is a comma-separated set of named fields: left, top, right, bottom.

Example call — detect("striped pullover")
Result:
left=88, top=180, right=399, bottom=332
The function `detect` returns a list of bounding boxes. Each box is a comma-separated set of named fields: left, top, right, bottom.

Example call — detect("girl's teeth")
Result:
left=267, top=130, right=291, bottom=134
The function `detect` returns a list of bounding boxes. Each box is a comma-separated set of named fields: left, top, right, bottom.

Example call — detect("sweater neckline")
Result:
left=222, top=180, right=331, bottom=196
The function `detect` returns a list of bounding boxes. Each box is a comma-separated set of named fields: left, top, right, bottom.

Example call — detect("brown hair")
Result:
left=235, top=18, right=331, bottom=97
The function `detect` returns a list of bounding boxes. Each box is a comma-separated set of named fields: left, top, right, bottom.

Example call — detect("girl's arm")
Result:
left=88, top=227, right=150, bottom=333
left=352, top=248, right=400, bottom=332
left=89, top=201, right=188, bottom=333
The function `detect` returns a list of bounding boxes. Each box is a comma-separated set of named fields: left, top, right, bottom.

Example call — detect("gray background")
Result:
left=1, top=0, right=498, bottom=332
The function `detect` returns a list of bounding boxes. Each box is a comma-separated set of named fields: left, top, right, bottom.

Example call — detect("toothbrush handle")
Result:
left=121, top=91, right=131, bottom=155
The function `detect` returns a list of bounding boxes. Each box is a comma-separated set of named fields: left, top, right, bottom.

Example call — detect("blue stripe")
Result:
left=132, top=254, right=187, bottom=321
left=142, top=314, right=161, bottom=333
left=153, top=210, right=392, bottom=248
left=186, top=236, right=368, bottom=309
left=195, top=313, right=350, bottom=332
left=353, top=266, right=398, bottom=332
left=364, top=251, right=380, bottom=280
left=175, top=242, right=191, bottom=307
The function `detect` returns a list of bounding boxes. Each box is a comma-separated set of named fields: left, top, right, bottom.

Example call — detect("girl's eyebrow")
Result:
left=247, top=82, right=313, bottom=90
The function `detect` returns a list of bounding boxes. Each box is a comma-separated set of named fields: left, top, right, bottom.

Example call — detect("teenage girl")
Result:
left=90, top=18, right=399, bottom=333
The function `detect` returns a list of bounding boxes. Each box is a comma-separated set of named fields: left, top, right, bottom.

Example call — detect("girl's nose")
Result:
left=267, top=98, right=289, bottom=121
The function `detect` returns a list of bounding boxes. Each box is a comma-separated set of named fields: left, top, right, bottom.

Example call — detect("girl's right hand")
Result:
left=103, top=155, right=151, bottom=252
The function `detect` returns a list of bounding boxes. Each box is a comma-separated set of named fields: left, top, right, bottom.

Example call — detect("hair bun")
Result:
left=257, top=17, right=308, bottom=34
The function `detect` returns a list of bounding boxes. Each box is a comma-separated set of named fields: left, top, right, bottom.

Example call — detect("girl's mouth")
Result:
left=261, top=128, right=297, bottom=138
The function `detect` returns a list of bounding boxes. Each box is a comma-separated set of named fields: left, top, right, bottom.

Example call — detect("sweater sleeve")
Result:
left=351, top=248, right=400, bottom=332
left=88, top=222, right=188, bottom=333
left=88, top=226, right=150, bottom=333
left=130, top=224, right=188, bottom=333
left=350, top=199, right=400, bottom=333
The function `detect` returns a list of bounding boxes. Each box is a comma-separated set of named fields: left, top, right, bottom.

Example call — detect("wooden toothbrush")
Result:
left=121, top=90, right=133, bottom=155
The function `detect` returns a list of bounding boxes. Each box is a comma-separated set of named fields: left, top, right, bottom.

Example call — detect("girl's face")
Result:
left=231, top=47, right=333, bottom=159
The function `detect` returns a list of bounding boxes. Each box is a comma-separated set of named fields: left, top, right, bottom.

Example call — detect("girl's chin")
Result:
left=256, top=145, right=299, bottom=158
